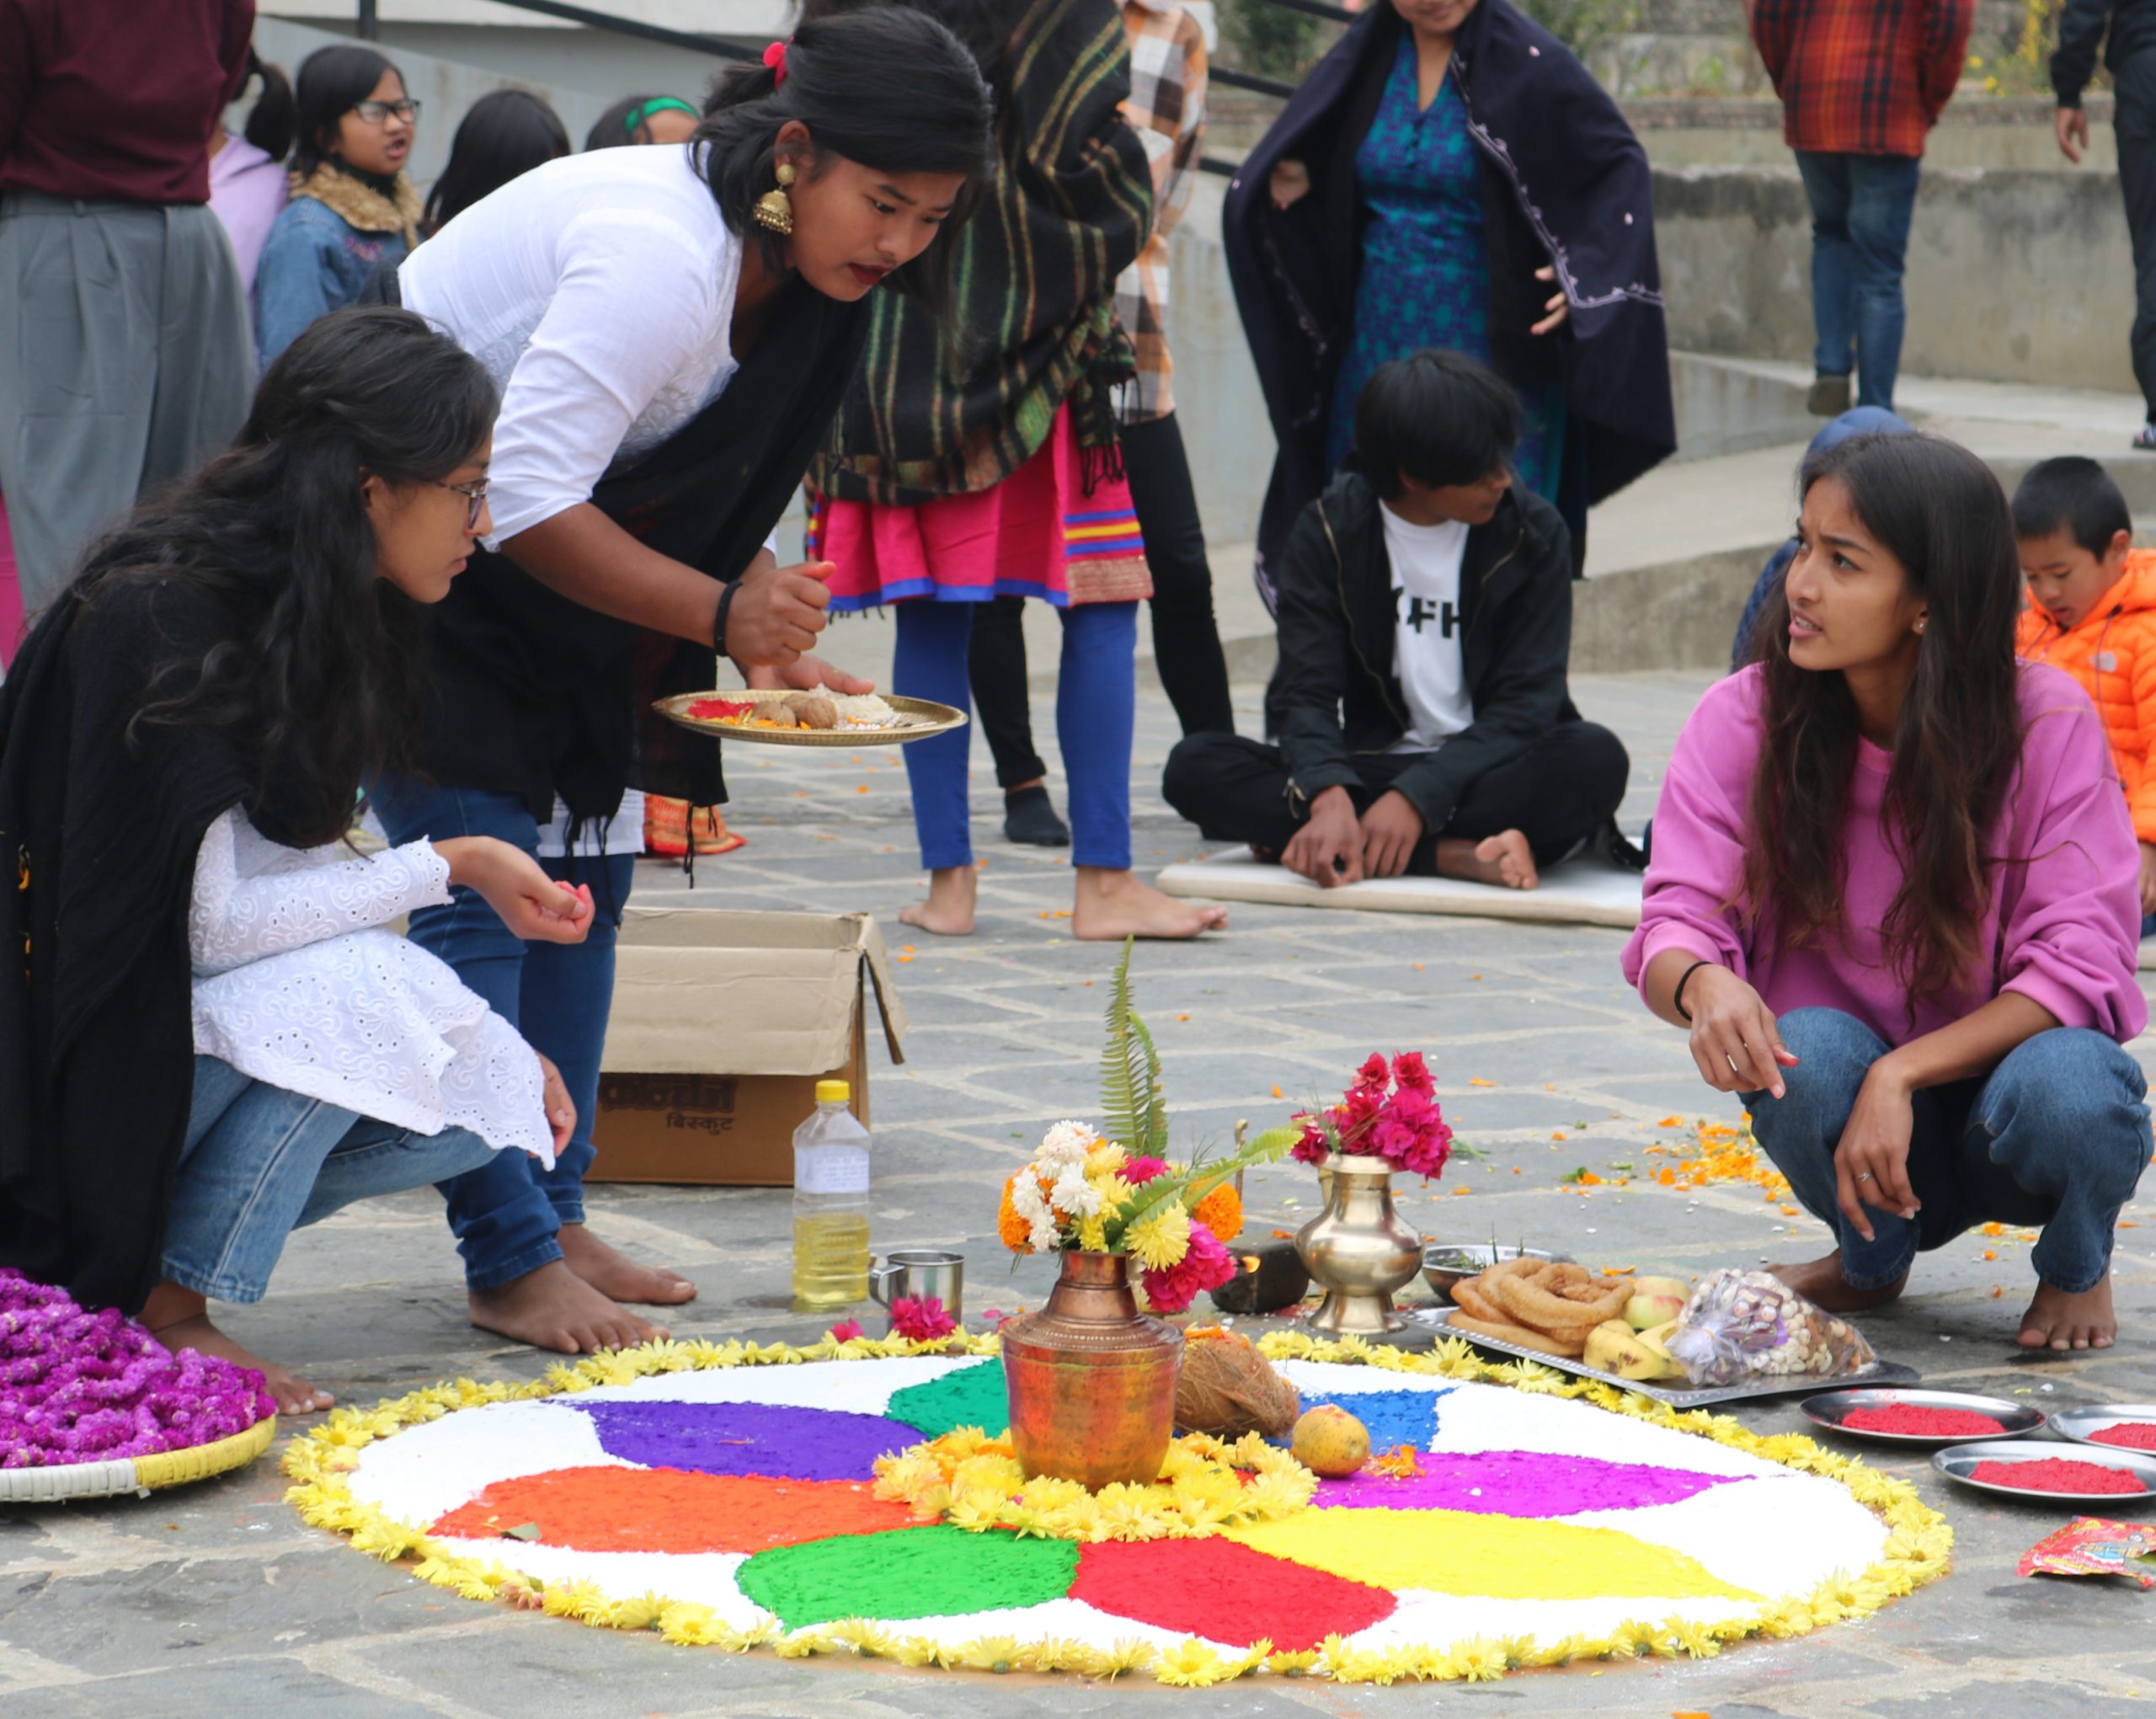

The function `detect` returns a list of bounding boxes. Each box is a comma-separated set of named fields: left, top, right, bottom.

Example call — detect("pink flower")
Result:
left=1139, top=1221, right=1238, bottom=1315
left=889, top=1295, right=958, bottom=1342
left=1353, top=1053, right=1390, bottom=1094
left=1289, top=1114, right=1331, bottom=1166
left=828, top=1319, right=866, bottom=1343
left=1391, top=1050, right=1434, bottom=1096
left=1123, top=1156, right=1171, bottom=1183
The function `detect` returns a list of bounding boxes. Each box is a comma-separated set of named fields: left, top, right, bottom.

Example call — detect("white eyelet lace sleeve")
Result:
left=187, top=809, right=555, bottom=1166
left=189, top=808, right=453, bottom=975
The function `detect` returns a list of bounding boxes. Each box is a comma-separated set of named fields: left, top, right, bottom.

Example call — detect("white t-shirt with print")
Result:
left=1380, top=502, right=1474, bottom=753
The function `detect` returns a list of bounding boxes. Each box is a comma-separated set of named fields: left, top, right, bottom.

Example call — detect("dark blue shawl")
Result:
left=1224, top=0, right=1674, bottom=592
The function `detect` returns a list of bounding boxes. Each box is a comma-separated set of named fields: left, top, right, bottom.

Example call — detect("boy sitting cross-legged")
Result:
left=1163, top=350, right=1630, bottom=889
left=2012, top=456, right=2156, bottom=931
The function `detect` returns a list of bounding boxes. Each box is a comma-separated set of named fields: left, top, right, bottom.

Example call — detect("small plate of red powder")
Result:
left=2048, top=1403, right=2156, bottom=1453
left=1935, top=1439, right=2156, bottom=1503
left=1802, top=1388, right=2041, bottom=1446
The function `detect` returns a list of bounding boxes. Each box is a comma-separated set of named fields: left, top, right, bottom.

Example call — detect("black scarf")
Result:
left=0, top=578, right=259, bottom=1313
left=415, top=279, right=873, bottom=825
left=1224, top=0, right=1675, bottom=584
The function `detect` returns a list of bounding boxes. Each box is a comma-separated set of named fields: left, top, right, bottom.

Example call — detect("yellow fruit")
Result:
left=1290, top=1405, right=1371, bottom=1476
left=1623, top=1276, right=1692, bottom=1331
left=1584, top=1318, right=1685, bottom=1381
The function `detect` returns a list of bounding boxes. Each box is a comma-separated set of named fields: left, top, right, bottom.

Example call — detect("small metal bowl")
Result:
left=1801, top=1387, right=2043, bottom=1446
left=2047, top=1403, right=2156, bottom=1451
left=1421, top=1243, right=1573, bottom=1300
left=1933, top=1439, right=2156, bottom=1503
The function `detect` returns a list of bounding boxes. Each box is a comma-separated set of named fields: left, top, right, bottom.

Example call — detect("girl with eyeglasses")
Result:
left=254, top=45, right=423, bottom=367
left=0, top=308, right=595, bottom=1417
left=363, top=10, right=995, bottom=1359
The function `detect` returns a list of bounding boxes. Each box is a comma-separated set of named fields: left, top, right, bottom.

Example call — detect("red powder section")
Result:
left=1843, top=1405, right=2006, bottom=1438
left=2090, top=1423, right=2156, bottom=1452
left=1071, top=1536, right=1396, bottom=1652
left=686, top=697, right=753, bottom=720
left=430, top=1465, right=921, bottom=1553
left=1968, top=1458, right=2149, bottom=1497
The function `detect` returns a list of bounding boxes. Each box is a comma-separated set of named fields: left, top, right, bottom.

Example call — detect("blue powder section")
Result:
left=1273, top=1387, right=1451, bottom=1452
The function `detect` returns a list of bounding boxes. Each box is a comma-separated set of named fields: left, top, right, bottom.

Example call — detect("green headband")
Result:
left=623, top=97, right=698, bottom=137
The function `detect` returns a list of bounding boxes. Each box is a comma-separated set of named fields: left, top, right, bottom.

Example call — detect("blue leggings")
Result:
left=894, top=597, right=1137, bottom=872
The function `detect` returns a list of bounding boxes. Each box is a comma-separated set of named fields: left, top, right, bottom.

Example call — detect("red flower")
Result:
left=1139, top=1222, right=1237, bottom=1315
left=1123, top=1156, right=1170, bottom=1183
left=889, top=1295, right=957, bottom=1341
left=828, top=1318, right=866, bottom=1343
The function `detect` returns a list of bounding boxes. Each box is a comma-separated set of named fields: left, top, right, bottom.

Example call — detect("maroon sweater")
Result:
left=0, top=0, right=254, bottom=206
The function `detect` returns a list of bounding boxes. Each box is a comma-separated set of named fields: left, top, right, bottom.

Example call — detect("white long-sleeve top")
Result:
left=188, top=809, right=556, bottom=1166
left=398, top=144, right=744, bottom=546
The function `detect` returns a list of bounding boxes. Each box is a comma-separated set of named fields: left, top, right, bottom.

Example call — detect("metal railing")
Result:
left=352, top=0, right=1352, bottom=173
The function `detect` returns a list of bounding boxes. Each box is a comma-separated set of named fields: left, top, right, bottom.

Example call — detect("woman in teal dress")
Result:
left=1323, top=24, right=1566, bottom=497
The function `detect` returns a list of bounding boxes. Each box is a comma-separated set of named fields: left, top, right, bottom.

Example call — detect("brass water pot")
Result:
left=1295, top=1154, right=1423, bottom=1335
left=1000, top=1250, right=1182, bottom=1488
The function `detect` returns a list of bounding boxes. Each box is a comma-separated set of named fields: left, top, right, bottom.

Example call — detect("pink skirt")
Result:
left=810, top=404, right=1150, bottom=611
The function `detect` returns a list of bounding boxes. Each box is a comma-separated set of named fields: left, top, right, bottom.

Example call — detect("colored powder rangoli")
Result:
left=2089, top=1423, right=2156, bottom=1452
left=1311, top=1449, right=1741, bottom=1516
left=307, top=1348, right=1943, bottom=1688
left=1968, top=1458, right=2148, bottom=1496
left=1841, top=1405, right=2006, bottom=1438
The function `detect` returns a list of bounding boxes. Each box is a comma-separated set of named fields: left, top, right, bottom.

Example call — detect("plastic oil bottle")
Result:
left=791, top=1079, right=871, bottom=1311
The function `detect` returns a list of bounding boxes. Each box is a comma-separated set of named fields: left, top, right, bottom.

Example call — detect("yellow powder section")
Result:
left=1225, top=1508, right=1760, bottom=1603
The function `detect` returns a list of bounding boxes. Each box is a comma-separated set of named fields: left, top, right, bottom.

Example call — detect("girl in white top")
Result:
left=0, top=311, right=592, bottom=1417
left=366, top=12, right=998, bottom=1359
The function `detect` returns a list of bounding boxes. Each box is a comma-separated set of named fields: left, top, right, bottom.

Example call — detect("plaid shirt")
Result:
left=1114, top=0, right=1206, bottom=421
left=1751, top=0, right=1974, bottom=157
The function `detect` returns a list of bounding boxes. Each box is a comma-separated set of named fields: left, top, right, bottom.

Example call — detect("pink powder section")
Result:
left=1313, top=1449, right=1744, bottom=1517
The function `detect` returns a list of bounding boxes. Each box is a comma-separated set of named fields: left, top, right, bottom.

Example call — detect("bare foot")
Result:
left=1436, top=830, right=1540, bottom=890
left=469, top=1260, right=669, bottom=1355
left=899, top=865, right=977, bottom=937
left=1071, top=867, right=1227, bottom=940
left=2019, top=1276, right=2116, bottom=1350
left=558, top=1221, right=697, bottom=1307
left=1766, top=1250, right=1908, bottom=1314
left=140, top=1282, right=332, bottom=1417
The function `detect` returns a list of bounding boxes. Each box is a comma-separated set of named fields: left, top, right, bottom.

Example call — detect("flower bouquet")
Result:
left=1290, top=1054, right=1457, bottom=1337
left=995, top=943, right=1298, bottom=1487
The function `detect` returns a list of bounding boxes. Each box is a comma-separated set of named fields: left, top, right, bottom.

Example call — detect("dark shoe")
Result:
left=1591, top=817, right=1648, bottom=873
left=2134, top=422, right=2156, bottom=451
left=1003, top=784, right=1071, bottom=846
left=1806, top=372, right=1852, bottom=417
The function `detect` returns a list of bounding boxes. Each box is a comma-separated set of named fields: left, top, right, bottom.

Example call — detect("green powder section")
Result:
left=736, top=1525, right=1077, bottom=1629
left=884, top=1360, right=1010, bottom=1439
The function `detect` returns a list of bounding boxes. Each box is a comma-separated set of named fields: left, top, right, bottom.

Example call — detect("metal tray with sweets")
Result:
left=1405, top=1306, right=1919, bottom=1409
left=654, top=690, right=967, bottom=748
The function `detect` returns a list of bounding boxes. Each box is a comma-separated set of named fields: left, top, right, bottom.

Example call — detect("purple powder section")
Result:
left=577, top=1401, right=918, bottom=1482
left=1312, top=1449, right=1746, bottom=1517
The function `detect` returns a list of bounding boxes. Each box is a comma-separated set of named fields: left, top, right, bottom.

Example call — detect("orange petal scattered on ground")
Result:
left=1991, top=1284, right=2004, bottom=1298
left=1271, top=1085, right=1283, bottom=1098
left=1602, top=1264, right=1635, bottom=1276
left=1641, top=1117, right=1791, bottom=1203
left=1656, top=1116, right=1685, bottom=1128
left=1982, top=1249, right=1998, bottom=1261
left=1468, top=1078, right=1497, bottom=1087
left=1452, top=1186, right=1470, bottom=1196
left=1980, top=1221, right=2005, bottom=1237
left=1176, top=1013, right=1190, bottom=1022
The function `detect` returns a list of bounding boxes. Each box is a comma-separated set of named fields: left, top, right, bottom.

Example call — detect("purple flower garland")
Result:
left=1, top=1269, right=274, bottom=1467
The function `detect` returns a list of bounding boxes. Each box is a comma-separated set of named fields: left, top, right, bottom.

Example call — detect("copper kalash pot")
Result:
left=1001, top=1249, right=1182, bottom=1488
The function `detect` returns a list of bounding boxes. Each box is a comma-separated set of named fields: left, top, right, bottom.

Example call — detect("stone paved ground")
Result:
left=7, top=671, right=2156, bottom=1717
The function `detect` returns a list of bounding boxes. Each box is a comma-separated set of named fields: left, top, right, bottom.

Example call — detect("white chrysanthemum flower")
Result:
left=1010, top=1172, right=1064, bottom=1252
left=1049, top=1164, right=1102, bottom=1218
left=1040, top=1120, right=1099, bottom=1166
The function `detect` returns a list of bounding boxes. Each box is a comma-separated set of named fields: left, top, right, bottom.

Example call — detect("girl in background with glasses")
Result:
left=255, top=45, right=423, bottom=366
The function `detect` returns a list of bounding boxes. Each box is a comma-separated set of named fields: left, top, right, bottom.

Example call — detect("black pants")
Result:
left=2121, top=52, right=2156, bottom=420
left=1161, top=723, right=1630, bottom=871
left=969, top=412, right=1235, bottom=788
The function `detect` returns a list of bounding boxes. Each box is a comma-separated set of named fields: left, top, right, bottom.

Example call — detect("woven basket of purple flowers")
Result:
left=1, top=1270, right=276, bottom=1502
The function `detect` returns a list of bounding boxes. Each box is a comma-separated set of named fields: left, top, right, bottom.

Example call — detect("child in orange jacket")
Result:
left=2012, top=456, right=2156, bottom=929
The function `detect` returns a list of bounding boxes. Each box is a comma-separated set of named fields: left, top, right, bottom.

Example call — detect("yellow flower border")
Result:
left=283, top=1329, right=1952, bottom=1689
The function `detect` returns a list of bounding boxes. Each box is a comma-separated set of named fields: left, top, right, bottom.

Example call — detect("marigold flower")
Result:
left=996, top=1174, right=1034, bottom=1252
left=1188, top=1181, right=1243, bottom=1243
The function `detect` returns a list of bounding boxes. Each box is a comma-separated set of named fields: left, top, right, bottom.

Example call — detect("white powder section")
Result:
left=1430, top=1380, right=1788, bottom=1480
left=348, top=1399, right=623, bottom=1524
left=1568, top=1476, right=1889, bottom=1599
left=587, top=1354, right=984, bottom=1414
left=429, top=1539, right=761, bottom=1621
left=1277, top=1360, right=1460, bottom=1398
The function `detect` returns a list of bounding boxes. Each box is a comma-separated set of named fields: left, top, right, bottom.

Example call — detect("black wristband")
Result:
left=1672, top=958, right=1713, bottom=1024
left=712, top=578, right=740, bottom=662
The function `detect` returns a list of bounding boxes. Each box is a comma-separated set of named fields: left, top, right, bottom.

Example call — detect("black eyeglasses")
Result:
left=435, top=477, right=488, bottom=530
left=351, top=98, right=421, bottom=125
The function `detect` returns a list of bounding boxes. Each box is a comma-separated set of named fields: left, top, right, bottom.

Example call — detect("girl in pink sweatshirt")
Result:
left=1623, top=432, right=2149, bottom=1351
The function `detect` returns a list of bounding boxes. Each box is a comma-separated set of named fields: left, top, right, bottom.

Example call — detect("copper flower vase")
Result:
left=1001, top=1250, right=1182, bottom=1489
left=1295, top=1154, right=1422, bottom=1335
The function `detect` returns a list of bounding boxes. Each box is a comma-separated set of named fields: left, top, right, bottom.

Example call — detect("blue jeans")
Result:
left=893, top=597, right=1138, bottom=871
left=369, top=777, right=633, bottom=1292
left=1793, top=152, right=1922, bottom=409
left=165, top=1056, right=495, bottom=1303
left=1748, top=1008, right=2150, bottom=1295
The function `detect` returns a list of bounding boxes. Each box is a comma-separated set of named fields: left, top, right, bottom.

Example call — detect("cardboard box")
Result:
left=588, top=907, right=907, bottom=1186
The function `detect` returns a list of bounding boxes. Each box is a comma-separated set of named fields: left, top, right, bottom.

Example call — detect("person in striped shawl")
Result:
left=808, top=0, right=1227, bottom=940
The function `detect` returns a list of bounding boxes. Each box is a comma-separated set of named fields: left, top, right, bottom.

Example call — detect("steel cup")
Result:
left=867, top=1249, right=964, bottom=1319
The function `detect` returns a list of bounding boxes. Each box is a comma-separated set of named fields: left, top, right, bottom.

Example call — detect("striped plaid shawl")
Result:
left=813, top=0, right=1155, bottom=506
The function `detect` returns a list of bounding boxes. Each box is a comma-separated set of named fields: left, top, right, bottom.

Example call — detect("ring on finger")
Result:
left=1854, top=1171, right=1874, bottom=1182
